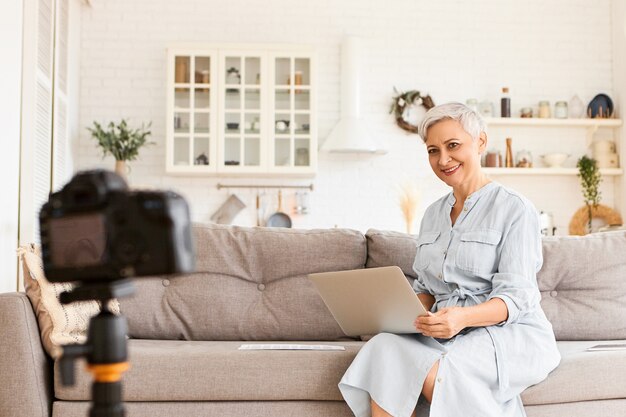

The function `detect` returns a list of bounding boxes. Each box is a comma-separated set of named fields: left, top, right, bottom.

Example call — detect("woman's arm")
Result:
left=460, top=297, right=508, bottom=327
left=417, top=293, right=436, bottom=312
left=415, top=298, right=508, bottom=338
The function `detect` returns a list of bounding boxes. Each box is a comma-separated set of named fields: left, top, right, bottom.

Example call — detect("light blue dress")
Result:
left=339, top=182, right=561, bottom=417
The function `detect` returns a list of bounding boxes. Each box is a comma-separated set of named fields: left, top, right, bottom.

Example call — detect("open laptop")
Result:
left=308, top=266, right=428, bottom=336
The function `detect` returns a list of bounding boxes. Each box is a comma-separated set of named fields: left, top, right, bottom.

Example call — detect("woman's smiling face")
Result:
left=424, top=119, right=487, bottom=189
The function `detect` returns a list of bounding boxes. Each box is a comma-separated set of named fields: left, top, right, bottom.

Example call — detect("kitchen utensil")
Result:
left=505, top=138, right=514, bottom=167
left=540, top=153, right=570, bottom=168
left=210, top=194, right=246, bottom=224
left=266, top=190, right=292, bottom=228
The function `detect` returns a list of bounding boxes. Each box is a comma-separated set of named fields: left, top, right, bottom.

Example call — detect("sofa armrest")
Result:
left=0, top=293, right=52, bottom=417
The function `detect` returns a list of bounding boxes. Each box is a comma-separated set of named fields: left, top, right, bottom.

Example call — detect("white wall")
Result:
left=613, top=0, right=626, bottom=216
left=75, top=0, right=620, bottom=234
left=0, top=0, right=23, bottom=293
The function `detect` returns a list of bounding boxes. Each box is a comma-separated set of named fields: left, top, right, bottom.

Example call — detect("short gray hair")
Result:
left=418, top=102, right=486, bottom=142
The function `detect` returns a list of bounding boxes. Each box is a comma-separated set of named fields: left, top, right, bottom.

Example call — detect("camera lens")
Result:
left=113, top=232, right=144, bottom=265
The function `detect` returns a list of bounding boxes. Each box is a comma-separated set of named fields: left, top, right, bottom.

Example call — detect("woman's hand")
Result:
left=414, top=307, right=468, bottom=339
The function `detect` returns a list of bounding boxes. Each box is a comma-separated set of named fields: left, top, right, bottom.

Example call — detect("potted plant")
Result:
left=569, top=156, right=622, bottom=235
left=87, top=119, right=153, bottom=180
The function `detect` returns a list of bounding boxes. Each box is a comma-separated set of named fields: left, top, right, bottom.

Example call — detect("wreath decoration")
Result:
left=568, top=204, right=623, bottom=235
left=389, top=88, right=435, bottom=134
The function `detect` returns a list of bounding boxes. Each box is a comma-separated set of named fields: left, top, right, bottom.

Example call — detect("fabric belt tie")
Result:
left=437, top=287, right=492, bottom=308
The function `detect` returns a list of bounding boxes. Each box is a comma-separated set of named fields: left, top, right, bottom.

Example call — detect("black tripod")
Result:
left=58, top=279, right=136, bottom=417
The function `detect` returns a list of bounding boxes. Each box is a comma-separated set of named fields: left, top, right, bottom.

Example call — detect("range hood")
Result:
left=321, top=37, right=386, bottom=154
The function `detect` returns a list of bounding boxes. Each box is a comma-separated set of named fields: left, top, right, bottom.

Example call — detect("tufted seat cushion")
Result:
left=537, top=231, right=626, bottom=340
left=120, top=224, right=367, bottom=341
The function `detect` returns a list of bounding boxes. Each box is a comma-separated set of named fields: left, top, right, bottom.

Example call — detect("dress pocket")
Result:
left=455, top=229, right=502, bottom=274
left=413, top=231, right=440, bottom=271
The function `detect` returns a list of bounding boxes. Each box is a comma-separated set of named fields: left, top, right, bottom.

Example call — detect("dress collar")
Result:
left=446, top=181, right=498, bottom=207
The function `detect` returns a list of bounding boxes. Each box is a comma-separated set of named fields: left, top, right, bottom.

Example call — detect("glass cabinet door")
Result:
left=219, top=53, right=264, bottom=170
left=169, top=51, right=217, bottom=171
left=270, top=55, right=313, bottom=170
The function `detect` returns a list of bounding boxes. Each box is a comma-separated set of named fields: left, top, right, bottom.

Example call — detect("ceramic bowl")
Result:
left=587, top=94, right=614, bottom=118
left=226, top=122, right=239, bottom=130
left=541, top=153, right=570, bottom=168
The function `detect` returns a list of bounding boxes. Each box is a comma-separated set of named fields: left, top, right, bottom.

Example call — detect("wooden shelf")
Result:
left=484, top=117, right=622, bottom=128
left=483, top=167, right=623, bottom=176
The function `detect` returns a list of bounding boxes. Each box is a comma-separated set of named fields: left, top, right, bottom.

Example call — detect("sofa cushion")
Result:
left=365, top=229, right=418, bottom=280
left=55, top=339, right=626, bottom=405
left=18, top=244, right=120, bottom=358
left=537, top=231, right=626, bottom=340
left=521, top=340, right=626, bottom=405
left=120, top=224, right=367, bottom=341
left=55, top=339, right=364, bottom=401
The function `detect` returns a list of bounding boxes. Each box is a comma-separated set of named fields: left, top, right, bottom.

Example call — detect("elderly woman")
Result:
left=338, top=102, right=561, bottom=417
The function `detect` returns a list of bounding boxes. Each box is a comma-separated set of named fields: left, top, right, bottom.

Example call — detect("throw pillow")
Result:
left=17, top=244, right=120, bottom=359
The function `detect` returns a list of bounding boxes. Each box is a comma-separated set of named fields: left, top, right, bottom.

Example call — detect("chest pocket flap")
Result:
left=460, top=229, right=502, bottom=245
left=418, top=231, right=440, bottom=246
left=414, top=231, right=440, bottom=270
left=456, top=229, right=502, bottom=274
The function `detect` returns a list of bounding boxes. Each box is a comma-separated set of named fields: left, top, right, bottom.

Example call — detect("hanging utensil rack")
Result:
left=217, top=183, right=314, bottom=191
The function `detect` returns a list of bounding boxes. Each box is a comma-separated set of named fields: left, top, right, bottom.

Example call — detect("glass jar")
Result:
left=538, top=101, right=551, bottom=118
left=554, top=101, right=568, bottom=119
left=295, top=148, right=310, bottom=166
left=466, top=98, right=479, bottom=113
left=516, top=150, right=533, bottom=168
left=479, top=101, right=495, bottom=117
left=520, top=107, right=533, bottom=118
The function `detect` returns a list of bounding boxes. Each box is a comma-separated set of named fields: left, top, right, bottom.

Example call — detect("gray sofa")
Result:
left=1, top=224, right=625, bottom=417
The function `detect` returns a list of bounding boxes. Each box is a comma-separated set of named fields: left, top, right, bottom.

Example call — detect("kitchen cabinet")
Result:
left=166, top=44, right=317, bottom=176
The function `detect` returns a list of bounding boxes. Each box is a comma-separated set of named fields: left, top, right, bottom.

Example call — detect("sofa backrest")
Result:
left=538, top=231, right=626, bottom=340
left=366, top=229, right=626, bottom=341
left=120, top=223, right=366, bottom=341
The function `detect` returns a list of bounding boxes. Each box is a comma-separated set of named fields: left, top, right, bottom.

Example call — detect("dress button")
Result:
left=437, top=274, right=442, bottom=279
left=437, top=377, right=442, bottom=383
left=550, top=290, right=557, bottom=297
left=257, top=283, right=266, bottom=291
left=463, top=207, right=468, bottom=212
left=162, top=279, right=170, bottom=287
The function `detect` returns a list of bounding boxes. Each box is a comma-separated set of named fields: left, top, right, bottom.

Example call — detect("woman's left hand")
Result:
left=414, top=307, right=468, bottom=339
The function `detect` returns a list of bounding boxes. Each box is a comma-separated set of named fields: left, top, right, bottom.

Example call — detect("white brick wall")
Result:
left=76, top=0, right=619, bottom=235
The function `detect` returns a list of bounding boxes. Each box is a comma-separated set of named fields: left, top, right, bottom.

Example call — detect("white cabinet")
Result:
left=166, top=45, right=317, bottom=176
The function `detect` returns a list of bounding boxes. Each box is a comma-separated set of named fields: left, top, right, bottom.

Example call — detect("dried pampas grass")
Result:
left=398, top=183, right=421, bottom=234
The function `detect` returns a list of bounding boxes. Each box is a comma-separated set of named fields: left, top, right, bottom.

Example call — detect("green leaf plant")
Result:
left=87, top=119, right=153, bottom=162
left=576, top=155, right=602, bottom=232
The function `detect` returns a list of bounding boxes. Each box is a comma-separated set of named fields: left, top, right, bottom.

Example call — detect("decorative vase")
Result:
left=115, top=160, right=128, bottom=181
left=569, top=95, right=585, bottom=119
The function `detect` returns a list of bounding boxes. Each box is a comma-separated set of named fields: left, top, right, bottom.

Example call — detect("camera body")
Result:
left=40, top=170, right=194, bottom=283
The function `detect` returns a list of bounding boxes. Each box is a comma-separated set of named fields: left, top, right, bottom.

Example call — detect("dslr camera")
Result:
left=39, top=169, right=194, bottom=284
